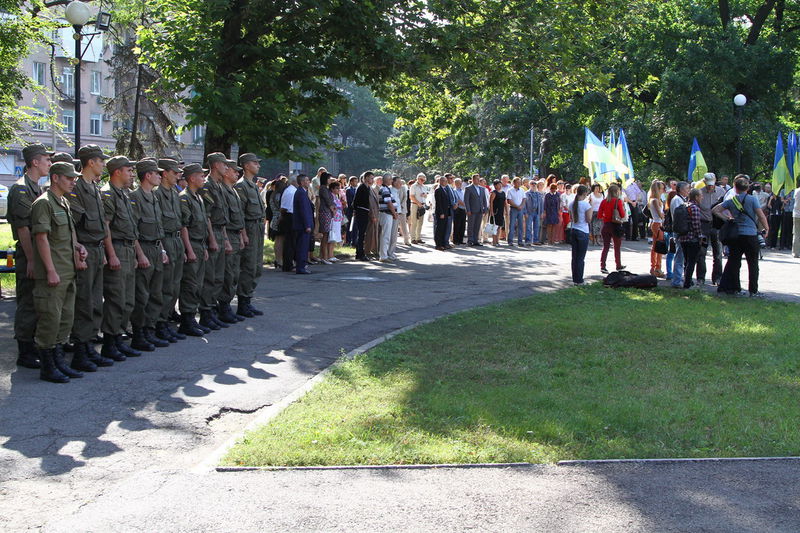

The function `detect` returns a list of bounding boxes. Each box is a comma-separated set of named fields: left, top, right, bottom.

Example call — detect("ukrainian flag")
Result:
left=687, top=138, right=708, bottom=185
left=618, top=129, right=635, bottom=187
left=771, top=132, right=791, bottom=194
left=583, top=128, right=630, bottom=184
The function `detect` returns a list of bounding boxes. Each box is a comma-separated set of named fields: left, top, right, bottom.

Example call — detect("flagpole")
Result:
left=529, top=125, right=535, bottom=179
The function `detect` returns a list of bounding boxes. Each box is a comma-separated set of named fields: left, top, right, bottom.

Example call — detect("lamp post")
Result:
left=529, top=125, right=535, bottom=179
left=733, top=93, right=747, bottom=174
left=64, top=1, right=91, bottom=157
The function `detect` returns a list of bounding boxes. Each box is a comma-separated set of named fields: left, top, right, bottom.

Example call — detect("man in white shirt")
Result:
left=409, top=173, right=428, bottom=244
left=279, top=176, right=298, bottom=271
left=506, top=177, right=526, bottom=246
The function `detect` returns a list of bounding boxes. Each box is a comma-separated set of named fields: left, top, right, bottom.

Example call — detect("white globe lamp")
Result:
left=733, top=94, right=747, bottom=107
left=65, top=1, right=92, bottom=27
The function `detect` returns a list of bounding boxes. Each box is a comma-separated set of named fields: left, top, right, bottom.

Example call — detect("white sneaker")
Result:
left=329, top=257, right=339, bottom=262
left=321, top=259, right=333, bottom=265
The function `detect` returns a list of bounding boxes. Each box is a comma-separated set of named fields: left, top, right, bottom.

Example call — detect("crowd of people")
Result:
left=8, top=144, right=800, bottom=383
left=8, top=144, right=267, bottom=383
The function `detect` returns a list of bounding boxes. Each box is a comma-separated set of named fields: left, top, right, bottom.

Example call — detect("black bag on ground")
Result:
left=603, top=270, right=658, bottom=289
left=672, top=203, right=690, bottom=236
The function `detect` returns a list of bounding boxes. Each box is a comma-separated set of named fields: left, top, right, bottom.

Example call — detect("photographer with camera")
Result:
left=713, top=175, right=769, bottom=297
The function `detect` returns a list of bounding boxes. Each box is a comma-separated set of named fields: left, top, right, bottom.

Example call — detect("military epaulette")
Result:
left=68, top=192, right=77, bottom=197
left=180, top=197, right=188, bottom=202
left=102, top=192, right=112, bottom=197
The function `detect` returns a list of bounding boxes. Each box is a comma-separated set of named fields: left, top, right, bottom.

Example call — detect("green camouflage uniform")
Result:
left=155, top=184, right=185, bottom=322
left=234, top=176, right=265, bottom=300
left=199, top=177, right=229, bottom=310
left=130, top=187, right=164, bottom=330
left=179, top=188, right=208, bottom=314
left=101, top=182, right=138, bottom=336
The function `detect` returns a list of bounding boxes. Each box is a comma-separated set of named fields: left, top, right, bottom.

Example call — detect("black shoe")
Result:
left=155, top=322, right=178, bottom=343
left=169, top=310, right=181, bottom=323
left=53, top=345, right=84, bottom=379
left=217, top=303, right=239, bottom=324
left=166, top=323, right=186, bottom=340
left=116, top=336, right=142, bottom=357
left=247, top=301, right=264, bottom=316
left=130, top=328, right=155, bottom=352
left=101, top=334, right=126, bottom=362
left=199, top=310, right=220, bottom=331
left=178, top=314, right=205, bottom=337
left=210, top=309, right=229, bottom=328
left=39, top=348, right=69, bottom=383
left=85, top=342, right=113, bottom=367
left=70, top=342, right=98, bottom=372
left=600, top=267, right=609, bottom=274
left=236, top=298, right=254, bottom=318
left=144, top=327, right=170, bottom=348
left=16, top=340, right=41, bottom=369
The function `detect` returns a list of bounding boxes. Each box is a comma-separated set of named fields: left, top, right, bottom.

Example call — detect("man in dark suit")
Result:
left=345, top=176, right=358, bottom=245
left=293, top=174, right=314, bottom=274
left=352, top=172, right=374, bottom=260
left=434, top=175, right=453, bottom=250
left=464, top=173, right=488, bottom=246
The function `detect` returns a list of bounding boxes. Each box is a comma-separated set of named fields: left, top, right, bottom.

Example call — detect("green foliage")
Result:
left=223, top=286, right=800, bottom=466
left=386, top=0, right=800, bottom=181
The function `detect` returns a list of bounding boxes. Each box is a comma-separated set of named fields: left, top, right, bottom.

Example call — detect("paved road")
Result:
left=1, top=234, right=798, bottom=532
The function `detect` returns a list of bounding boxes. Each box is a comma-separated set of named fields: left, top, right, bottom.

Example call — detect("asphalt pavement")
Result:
left=1, top=231, right=798, bottom=532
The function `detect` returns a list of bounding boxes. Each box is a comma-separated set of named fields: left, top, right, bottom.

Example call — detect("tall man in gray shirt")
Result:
left=696, top=173, right=725, bottom=286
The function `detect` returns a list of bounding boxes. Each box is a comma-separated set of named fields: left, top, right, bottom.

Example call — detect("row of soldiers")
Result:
left=7, top=144, right=267, bottom=383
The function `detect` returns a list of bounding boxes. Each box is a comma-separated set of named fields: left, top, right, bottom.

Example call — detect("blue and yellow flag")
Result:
left=618, top=129, right=635, bottom=187
left=687, top=138, right=708, bottom=184
left=583, top=128, right=630, bottom=185
left=771, top=132, right=791, bottom=194
left=788, top=132, right=799, bottom=192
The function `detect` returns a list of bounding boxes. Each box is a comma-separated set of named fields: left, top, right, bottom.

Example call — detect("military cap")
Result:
left=206, top=152, right=228, bottom=166
left=225, top=159, right=242, bottom=172
left=136, top=159, right=164, bottom=175
left=106, top=155, right=136, bottom=174
left=158, top=158, right=181, bottom=172
left=77, top=144, right=110, bottom=161
left=22, top=143, right=54, bottom=163
left=51, top=152, right=78, bottom=165
left=182, top=163, right=206, bottom=177
left=238, top=152, right=261, bottom=165
left=49, top=162, right=81, bottom=178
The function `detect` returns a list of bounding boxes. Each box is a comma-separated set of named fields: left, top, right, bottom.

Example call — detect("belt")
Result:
left=189, top=237, right=206, bottom=244
left=111, top=239, right=134, bottom=246
left=245, top=218, right=264, bottom=222
left=167, top=231, right=181, bottom=238
left=212, top=223, right=227, bottom=229
left=80, top=240, right=104, bottom=247
left=139, top=239, right=161, bottom=246
left=226, top=228, right=243, bottom=233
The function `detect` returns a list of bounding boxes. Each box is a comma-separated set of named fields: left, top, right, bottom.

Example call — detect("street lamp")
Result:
left=734, top=93, right=747, bottom=174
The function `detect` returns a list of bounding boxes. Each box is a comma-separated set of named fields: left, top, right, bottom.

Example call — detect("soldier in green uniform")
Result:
left=154, top=158, right=186, bottom=342
left=67, top=144, right=114, bottom=369
left=7, top=144, right=52, bottom=369
left=199, top=153, right=228, bottom=330
left=101, top=156, right=147, bottom=359
left=234, top=152, right=266, bottom=317
left=217, top=159, right=249, bottom=323
left=129, top=160, right=170, bottom=351
left=178, top=163, right=211, bottom=336
left=30, top=162, right=88, bottom=383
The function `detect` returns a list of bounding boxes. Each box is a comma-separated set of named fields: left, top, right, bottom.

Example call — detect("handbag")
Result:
left=719, top=219, right=739, bottom=245
left=485, top=215, right=499, bottom=236
left=611, top=199, right=629, bottom=224
left=654, top=239, right=668, bottom=254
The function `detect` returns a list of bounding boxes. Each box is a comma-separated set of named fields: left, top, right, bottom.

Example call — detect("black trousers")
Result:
left=354, top=210, right=369, bottom=259
left=697, top=224, right=722, bottom=284
left=681, top=241, right=701, bottom=288
left=718, top=235, right=760, bottom=294
left=280, top=215, right=295, bottom=272
left=767, top=214, right=782, bottom=247
left=780, top=212, right=794, bottom=249
left=452, top=209, right=466, bottom=244
left=434, top=215, right=450, bottom=247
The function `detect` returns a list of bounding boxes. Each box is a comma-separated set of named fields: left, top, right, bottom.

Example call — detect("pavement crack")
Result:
left=205, top=404, right=272, bottom=425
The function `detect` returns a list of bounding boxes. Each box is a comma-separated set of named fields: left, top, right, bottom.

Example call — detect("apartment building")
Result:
left=1, top=23, right=206, bottom=186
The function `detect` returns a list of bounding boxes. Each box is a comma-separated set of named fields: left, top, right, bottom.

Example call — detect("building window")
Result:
left=90, top=114, right=102, bottom=136
left=32, top=62, right=46, bottom=86
left=191, top=125, right=204, bottom=144
left=90, top=71, right=102, bottom=95
left=61, top=68, right=74, bottom=98
left=32, top=107, right=47, bottom=131
left=62, top=109, right=75, bottom=134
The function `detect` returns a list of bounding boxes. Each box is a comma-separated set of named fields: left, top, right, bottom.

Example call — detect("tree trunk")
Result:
left=128, top=62, right=144, bottom=160
left=203, top=128, right=234, bottom=158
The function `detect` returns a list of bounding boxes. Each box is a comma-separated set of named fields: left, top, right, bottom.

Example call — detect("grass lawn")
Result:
left=0, top=222, right=16, bottom=291
left=223, top=285, right=800, bottom=466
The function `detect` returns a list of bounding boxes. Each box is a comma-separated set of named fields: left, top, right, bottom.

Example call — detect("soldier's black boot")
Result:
left=178, top=314, right=205, bottom=337
left=236, top=298, right=254, bottom=318
left=70, top=342, right=98, bottom=372
left=16, top=340, right=41, bottom=369
left=39, top=348, right=69, bottom=383
left=247, top=297, right=264, bottom=316
left=53, top=344, right=84, bottom=379
left=130, top=328, right=155, bottom=352
left=217, top=303, right=238, bottom=324
left=166, top=322, right=186, bottom=340
left=155, top=322, right=178, bottom=343
left=85, top=342, right=113, bottom=367
left=199, top=310, right=220, bottom=331
left=101, top=334, right=126, bottom=362
left=210, top=308, right=229, bottom=328
left=116, top=335, right=142, bottom=357
left=144, top=327, right=170, bottom=348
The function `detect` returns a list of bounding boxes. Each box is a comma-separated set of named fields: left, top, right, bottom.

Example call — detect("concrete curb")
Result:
left=194, top=315, right=454, bottom=474
left=217, top=462, right=535, bottom=472
left=558, top=456, right=800, bottom=466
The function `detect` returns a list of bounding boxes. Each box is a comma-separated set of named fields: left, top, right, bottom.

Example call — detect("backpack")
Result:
left=672, top=203, right=690, bottom=235
left=603, top=270, right=658, bottom=289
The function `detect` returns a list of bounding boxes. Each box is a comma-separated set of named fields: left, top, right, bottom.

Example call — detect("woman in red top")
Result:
left=597, top=184, right=627, bottom=273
